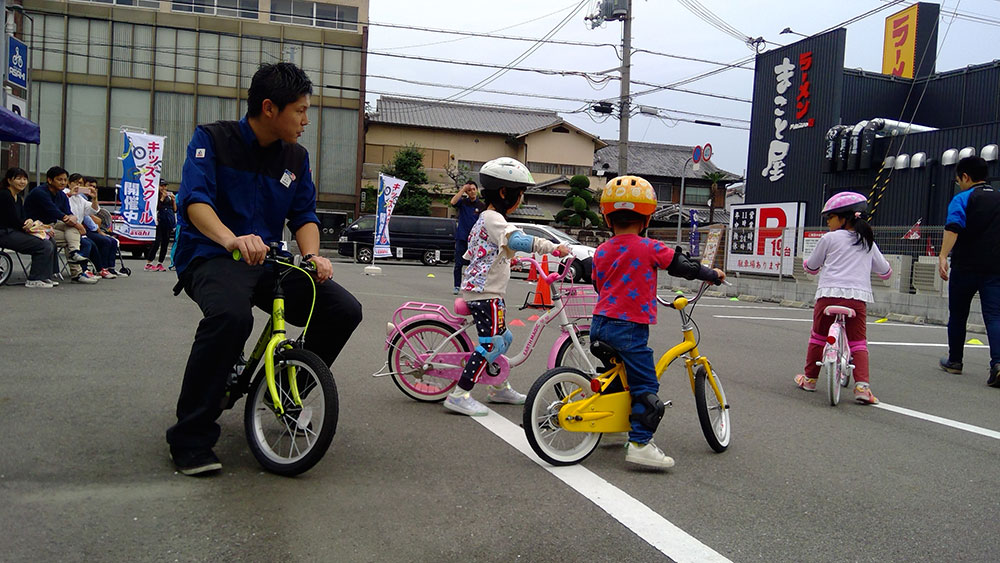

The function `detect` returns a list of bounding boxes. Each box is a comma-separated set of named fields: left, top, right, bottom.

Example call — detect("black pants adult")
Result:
left=453, top=237, right=468, bottom=289
left=146, top=220, right=172, bottom=263
left=165, top=256, right=363, bottom=452
left=0, top=229, right=56, bottom=281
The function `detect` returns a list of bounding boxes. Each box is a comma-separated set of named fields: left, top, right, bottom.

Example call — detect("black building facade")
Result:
left=745, top=27, right=1000, bottom=229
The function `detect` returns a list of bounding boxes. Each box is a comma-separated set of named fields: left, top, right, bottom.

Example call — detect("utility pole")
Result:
left=587, top=0, right=632, bottom=175
left=618, top=0, right=631, bottom=176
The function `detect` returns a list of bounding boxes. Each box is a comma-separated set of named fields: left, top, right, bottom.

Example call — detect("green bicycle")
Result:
left=227, top=244, right=339, bottom=476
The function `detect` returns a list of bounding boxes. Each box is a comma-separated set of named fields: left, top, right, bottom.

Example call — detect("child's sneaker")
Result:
left=99, top=268, right=117, bottom=279
left=624, top=441, right=675, bottom=469
left=854, top=383, right=879, bottom=404
left=487, top=381, right=526, bottom=404
left=794, top=374, right=817, bottom=392
left=155, top=263, right=167, bottom=272
left=144, top=263, right=155, bottom=271
left=443, top=389, right=488, bottom=416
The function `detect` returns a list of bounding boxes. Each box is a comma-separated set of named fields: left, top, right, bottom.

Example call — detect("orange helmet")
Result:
left=600, top=175, right=658, bottom=218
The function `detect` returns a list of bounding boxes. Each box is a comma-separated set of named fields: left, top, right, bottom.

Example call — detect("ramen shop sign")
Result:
left=761, top=51, right=814, bottom=183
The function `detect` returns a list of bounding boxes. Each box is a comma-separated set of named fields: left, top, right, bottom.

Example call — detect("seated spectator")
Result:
left=23, top=166, right=98, bottom=284
left=67, top=175, right=118, bottom=279
left=0, top=167, right=60, bottom=288
left=83, top=176, right=126, bottom=277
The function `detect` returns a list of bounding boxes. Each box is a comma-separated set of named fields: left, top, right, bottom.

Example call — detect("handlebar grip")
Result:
left=232, top=249, right=242, bottom=261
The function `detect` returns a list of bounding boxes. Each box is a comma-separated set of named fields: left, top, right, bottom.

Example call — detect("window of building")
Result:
left=319, top=107, right=359, bottom=196
left=171, top=0, right=259, bottom=19
left=552, top=126, right=569, bottom=133
left=272, top=1, right=358, bottom=30
left=83, top=0, right=161, bottom=8
left=683, top=185, right=711, bottom=206
left=526, top=162, right=590, bottom=176
left=65, top=85, right=109, bottom=178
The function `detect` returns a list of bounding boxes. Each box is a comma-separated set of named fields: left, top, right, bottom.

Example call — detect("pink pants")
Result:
left=803, top=297, right=870, bottom=384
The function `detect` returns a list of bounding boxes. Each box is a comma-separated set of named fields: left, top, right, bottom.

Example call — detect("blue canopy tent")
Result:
left=0, top=104, right=40, bottom=144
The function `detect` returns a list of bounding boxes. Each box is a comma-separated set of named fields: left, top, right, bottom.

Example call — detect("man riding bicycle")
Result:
left=166, top=63, right=363, bottom=476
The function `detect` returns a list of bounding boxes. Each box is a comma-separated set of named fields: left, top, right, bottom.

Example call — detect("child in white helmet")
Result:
left=444, top=157, right=569, bottom=417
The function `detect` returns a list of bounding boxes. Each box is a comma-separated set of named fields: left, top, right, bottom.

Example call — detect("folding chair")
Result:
left=0, top=247, right=31, bottom=286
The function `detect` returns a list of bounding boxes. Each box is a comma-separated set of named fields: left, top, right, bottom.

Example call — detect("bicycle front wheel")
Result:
left=694, top=366, right=731, bottom=453
left=523, top=367, right=602, bottom=466
left=244, top=349, right=339, bottom=476
left=388, top=320, right=469, bottom=402
left=553, top=329, right=601, bottom=374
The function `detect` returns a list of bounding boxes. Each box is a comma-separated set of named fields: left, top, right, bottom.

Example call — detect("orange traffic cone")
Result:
left=531, top=255, right=554, bottom=307
left=526, top=253, right=538, bottom=282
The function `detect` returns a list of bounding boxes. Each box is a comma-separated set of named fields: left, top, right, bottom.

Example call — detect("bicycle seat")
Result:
left=589, top=340, right=621, bottom=371
left=823, top=305, right=855, bottom=318
left=453, top=298, right=471, bottom=316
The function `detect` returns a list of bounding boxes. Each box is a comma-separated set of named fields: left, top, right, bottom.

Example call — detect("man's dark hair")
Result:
left=465, top=180, right=478, bottom=188
left=956, top=156, right=989, bottom=183
left=247, top=63, right=313, bottom=118
left=68, top=172, right=84, bottom=184
left=46, top=166, right=68, bottom=181
left=84, top=176, right=98, bottom=185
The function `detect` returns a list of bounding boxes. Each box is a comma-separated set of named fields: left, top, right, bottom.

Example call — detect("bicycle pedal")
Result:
left=664, top=400, right=673, bottom=408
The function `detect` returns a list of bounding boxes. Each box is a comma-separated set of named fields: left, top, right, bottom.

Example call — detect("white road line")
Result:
left=474, top=410, right=731, bottom=563
left=874, top=403, right=1000, bottom=441
left=867, top=341, right=986, bottom=348
left=711, top=314, right=979, bottom=331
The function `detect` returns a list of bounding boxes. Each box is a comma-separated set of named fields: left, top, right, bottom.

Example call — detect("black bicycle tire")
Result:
left=694, top=365, right=731, bottom=453
left=243, top=348, right=339, bottom=476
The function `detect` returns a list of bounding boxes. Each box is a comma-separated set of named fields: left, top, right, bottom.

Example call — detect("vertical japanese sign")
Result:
left=118, top=131, right=164, bottom=241
left=373, top=173, right=407, bottom=259
left=882, top=4, right=918, bottom=78
left=726, top=202, right=804, bottom=276
left=688, top=209, right=700, bottom=257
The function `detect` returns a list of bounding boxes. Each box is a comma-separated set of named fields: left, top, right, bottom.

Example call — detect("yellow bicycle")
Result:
left=523, top=281, right=731, bottom=466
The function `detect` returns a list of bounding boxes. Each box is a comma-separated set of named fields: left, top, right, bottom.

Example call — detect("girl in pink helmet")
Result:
left=796, top=192, right=892, bottom=404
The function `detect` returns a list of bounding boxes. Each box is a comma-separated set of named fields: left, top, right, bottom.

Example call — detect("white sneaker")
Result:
left=71, top=273, right=99, bottom=284
left=487, top=381, right=526, bottom=405
left=625, top=441, right=675, bottom=469
left=443, top=390, right=489, bottom=416
left=44, top=279, right=59, bottom=287
left=25, top=279, right=54, bottom=288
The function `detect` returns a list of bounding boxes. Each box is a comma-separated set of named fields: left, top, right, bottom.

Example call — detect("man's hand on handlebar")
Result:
left=227, top=234, right=268, bottom=266
left=712, top=268, right=727, bottom=285
left=308, top=254, right=333, bottom=283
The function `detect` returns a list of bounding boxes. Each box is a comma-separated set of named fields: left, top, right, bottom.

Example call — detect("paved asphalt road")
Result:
left=2, top=256, right=998, bottom=562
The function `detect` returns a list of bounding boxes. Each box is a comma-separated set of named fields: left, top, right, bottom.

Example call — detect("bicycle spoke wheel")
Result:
left=244, top=349, right=339, bottom=476
left=826, top=357, right=841, bottom=406
left=388, top=320, right=468, bottom=402
left=554, top=329, right=601, bottom=375
left=694, top=366, right=731, bottom=453
left=523, top=367, right=602, bottom=466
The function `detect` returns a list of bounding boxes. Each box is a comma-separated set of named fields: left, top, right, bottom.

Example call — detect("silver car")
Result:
left=508, top=222, right=597, bottom=283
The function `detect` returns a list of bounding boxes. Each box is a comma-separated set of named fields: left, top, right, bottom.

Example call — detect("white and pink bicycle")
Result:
left=373, top=256, right=601, bottom=402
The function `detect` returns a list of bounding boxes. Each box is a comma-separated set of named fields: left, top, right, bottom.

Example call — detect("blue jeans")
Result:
left=590, top=315, right=658, bottom=444
left=85, top=230, right=117, bottom=270
left=453, top=238, right=468, bottom=289
left=947, top=269, right=1000, bottom=369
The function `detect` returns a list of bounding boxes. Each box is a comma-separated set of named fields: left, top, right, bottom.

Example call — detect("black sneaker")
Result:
left=170, top=448, right=222, bottom=476
left=987, top=365, right=1000, bottom=388
left=939, top=357, right=963, bottom=374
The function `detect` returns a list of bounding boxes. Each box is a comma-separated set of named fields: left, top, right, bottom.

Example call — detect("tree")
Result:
left=555, top=175, right=603, bottom=227
left=382, top=144, right=431, bottom=216
left=702, top=171, right=728, bottom=225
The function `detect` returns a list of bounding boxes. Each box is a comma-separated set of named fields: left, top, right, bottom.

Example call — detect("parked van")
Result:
left=338, top=215, right=456, bottom=265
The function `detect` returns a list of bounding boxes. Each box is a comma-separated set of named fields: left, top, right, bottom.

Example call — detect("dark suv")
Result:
left=338, top=215, right=456, bottom=266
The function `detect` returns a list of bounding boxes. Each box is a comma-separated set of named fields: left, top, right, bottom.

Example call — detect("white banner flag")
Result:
left=118, top=131, right=165, bottom=241
left=374, top=173, right=407, bottom=259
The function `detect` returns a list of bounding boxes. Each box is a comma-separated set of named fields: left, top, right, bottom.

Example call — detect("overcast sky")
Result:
left=364, top=0, right=1000, bottom=177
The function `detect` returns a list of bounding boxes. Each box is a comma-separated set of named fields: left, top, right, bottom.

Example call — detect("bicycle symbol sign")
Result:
left=7, top=36, right=28, bottom=89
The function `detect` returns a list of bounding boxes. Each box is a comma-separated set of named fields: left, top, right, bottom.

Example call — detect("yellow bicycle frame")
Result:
left=557, top=297, right=726, bottom=433
left=262, top=296, right=299, bottom=415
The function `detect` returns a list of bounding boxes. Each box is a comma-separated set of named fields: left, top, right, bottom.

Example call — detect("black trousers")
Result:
left=165, top=256, right=363, bottom=451
left=146, top=221, right=172, bottom=263
left=0, top=229, right=56, bottom=280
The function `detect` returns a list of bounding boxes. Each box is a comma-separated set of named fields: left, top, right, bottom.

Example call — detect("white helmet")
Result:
left=479, top=157, right=535, bottom=193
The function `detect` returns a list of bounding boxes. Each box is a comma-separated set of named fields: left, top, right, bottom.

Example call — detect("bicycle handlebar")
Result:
left=511, top=254, right=574, bottom=285
left=231, top=246, right=317, bottom=272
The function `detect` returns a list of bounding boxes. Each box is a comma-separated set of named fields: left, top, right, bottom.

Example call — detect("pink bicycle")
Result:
left=820, top=305, right=855, bottom=406
left=373, top=257, right=601, bottom=402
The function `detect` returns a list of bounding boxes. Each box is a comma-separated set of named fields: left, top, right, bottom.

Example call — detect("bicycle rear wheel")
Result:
left=244, top=348, right=339, bottom=476
left=694, top=366, right=731, bottom=453
left=826, top=324, right=844, bottom=406
left=388, top=320, right=469, bottom=402
left=523, top=367, right=602, bottom=466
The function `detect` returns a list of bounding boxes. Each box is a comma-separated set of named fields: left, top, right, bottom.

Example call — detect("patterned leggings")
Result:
left=458, top=298, right=507, bottom=391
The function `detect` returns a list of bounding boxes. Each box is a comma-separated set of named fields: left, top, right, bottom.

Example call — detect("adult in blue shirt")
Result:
left=167, top=63, right=363, bottom=476
left=23, top=166, right=96, bottom=283
left=938, top=156, right=1000, bottom=387
left=449, top=179, right=484, bottom=294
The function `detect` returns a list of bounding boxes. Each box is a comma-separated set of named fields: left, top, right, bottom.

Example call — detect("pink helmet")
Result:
left=822, top=191, right=868, bottom=216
